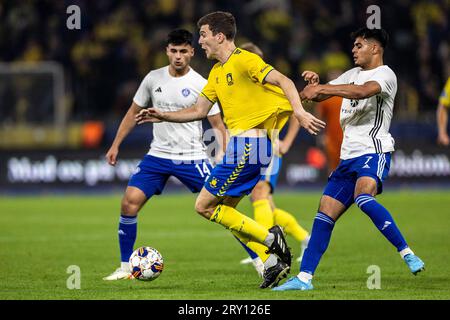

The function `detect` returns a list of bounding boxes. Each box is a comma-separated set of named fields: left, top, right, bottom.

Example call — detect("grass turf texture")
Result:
left=0, top=191, right=449, bottom=300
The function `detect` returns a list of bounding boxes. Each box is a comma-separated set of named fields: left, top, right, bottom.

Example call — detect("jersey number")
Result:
left=195, top=162, right=211, bottom=179
left=363, top=156, right=373, bottom=168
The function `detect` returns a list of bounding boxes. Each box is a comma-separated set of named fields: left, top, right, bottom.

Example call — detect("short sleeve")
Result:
left=243, top=51, right=274, bottom=84
left=200, top=69, right=218, bottom=104
left=369, top=68, right=397, bottom=97
left=328, top=68, right=357, bottom=85
left=133, top=73, right=154, bottom=107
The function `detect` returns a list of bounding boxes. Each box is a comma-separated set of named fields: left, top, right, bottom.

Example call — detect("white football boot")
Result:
left=103, top=266, right=132, bottom=281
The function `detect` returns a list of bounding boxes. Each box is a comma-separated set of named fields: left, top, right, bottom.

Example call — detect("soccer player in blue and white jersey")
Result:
left=103, top=29, right=226, bottom=280
left=273, top=27, right=425, bottom=291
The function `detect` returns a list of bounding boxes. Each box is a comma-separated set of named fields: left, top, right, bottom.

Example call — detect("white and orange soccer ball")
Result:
left=129, top=246, right=164, bottom=281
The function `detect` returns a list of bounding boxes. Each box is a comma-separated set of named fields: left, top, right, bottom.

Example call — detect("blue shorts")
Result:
left=259, top=154, right=282, bottom=193
left=205, top=136, right=272, bottom=197
left=128, top=155, right=213, bottom=199
left=323, top=153, right=391, bottom=208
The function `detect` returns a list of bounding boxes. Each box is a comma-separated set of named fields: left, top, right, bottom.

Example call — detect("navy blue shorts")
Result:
left=128, top=155, right=213, bottom=198
left=323, top=153, right=391, bottom=208
left=204, top=136, right=272, bottom=197
left=259, top=154, right=282, bottom=193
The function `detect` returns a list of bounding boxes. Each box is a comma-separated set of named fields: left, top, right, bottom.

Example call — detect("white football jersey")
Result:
left=329, top=65, right=397, bottom=160
left=133, top=66, right=221, bottom=160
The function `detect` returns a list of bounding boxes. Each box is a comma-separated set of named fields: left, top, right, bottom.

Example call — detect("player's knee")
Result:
left=250, top=182, right=270, bottom=201
left=121, top=197, right=141, bottom=216
left=194, top=200, right=213, bottom=219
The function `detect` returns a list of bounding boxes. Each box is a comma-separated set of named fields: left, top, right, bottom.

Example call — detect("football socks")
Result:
left=355, top=194, right=408, bottom=252
left=300, top=212, right=335, bottom=275
left=118, top=215, right=137, bottom=263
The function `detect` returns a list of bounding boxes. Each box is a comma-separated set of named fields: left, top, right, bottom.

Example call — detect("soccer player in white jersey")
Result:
left=273, top=27, right=425, bottom=291
left=103, top=29, right=226, bottom=280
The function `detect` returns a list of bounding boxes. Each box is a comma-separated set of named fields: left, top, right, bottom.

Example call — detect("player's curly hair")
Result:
left=167, top=29, right=193, bottom=46
left=197, top=11, right=236, bottom=40
left=351, top=27, right=389, bottom=48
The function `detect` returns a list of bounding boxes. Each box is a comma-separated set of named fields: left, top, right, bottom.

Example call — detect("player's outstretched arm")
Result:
left=302, top=81, right=381, bottom=101
left=264, top=69, right=325, bottom=135
left=135, top=95, right=213, bottom=124
left=106, top=102, right=142, bottom=166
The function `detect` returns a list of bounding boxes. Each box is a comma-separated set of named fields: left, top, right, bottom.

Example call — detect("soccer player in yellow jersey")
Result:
left=236, top=42, right=310, bottom=274
left=437, top=77, right=450, bottom=146
left=136, top=11, right=325, bottom=289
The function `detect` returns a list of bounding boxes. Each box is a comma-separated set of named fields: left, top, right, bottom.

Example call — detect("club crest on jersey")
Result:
left=182, top=88, right=190, bottom=97
left=226, top=73, right=234, bottom=86
left=209, top=177, right=219, bottom=188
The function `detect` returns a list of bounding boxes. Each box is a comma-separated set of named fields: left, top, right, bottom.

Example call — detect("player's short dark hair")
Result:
left=167, top=29, right=193, bottom=46
left=197, top=11, right=236, bottom=40
left=351, top=27, right=389, bottom=48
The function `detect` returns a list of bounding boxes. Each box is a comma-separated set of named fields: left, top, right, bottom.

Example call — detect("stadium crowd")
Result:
left=0, top=0, right=448, bottom=122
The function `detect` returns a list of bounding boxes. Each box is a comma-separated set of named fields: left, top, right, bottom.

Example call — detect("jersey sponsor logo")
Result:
left=226, top=73, right=234, bottom=86
left=155, top=87, right=162, bottom=93
left=350, top=99, right=359, bottom=108
left=181, top=88, right=190, bottom=97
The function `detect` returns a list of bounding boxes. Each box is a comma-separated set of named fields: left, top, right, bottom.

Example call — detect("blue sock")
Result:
left=300, top=212, right=335, bottom=275
left=118, top=215, right=137, bottom=262
left=355, top=194, right=408, bottom=252
left=234, top=236, right=259, bottom=259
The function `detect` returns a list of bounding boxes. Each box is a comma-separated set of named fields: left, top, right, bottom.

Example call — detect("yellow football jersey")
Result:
left=439, top=77, right=450, bottom=108
left=201, top=48, right=293, bottom=136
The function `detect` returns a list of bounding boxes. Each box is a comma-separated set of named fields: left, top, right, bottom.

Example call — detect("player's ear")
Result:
left=217, top=32, right=225, bottom=44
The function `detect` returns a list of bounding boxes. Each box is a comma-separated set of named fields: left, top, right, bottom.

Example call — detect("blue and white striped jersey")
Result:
left=329, top=65, right=397, bottom=160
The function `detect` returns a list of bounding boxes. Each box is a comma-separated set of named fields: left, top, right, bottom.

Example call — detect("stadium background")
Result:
left=0, top=0, right=449, bottom=301
left=0, top=0, right=449, bottom=193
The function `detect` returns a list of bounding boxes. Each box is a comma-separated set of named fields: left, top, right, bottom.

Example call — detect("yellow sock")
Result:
left=210, top=204, right=268, bottom=243
left=273, top=208, right=309, bottom=242
left=231, top=230, right=270, bottom=263
left=252, top=199, right=274, bottom=229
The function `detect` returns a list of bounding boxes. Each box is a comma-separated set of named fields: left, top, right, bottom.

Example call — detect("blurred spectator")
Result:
left=0, top=0, right=448, bottom=124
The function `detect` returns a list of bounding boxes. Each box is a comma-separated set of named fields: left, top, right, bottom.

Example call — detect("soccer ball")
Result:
left=129, top=246, right=164, bottom=281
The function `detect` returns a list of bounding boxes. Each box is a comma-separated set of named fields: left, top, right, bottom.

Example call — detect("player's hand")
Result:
left=106, top=146, right=119, bottom=166
left=300, top=84, right=321, bottom=101
left=294, top=110, right=326, bottom=135
left=135, top=108, right=163, bottom=124
left=302, top=70, right=320, bottom=85
left=437, top=132, right=450, bottom=146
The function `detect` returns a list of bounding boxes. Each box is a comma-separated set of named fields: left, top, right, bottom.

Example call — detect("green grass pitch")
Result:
left=0, top=190, right=449, bottom=300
